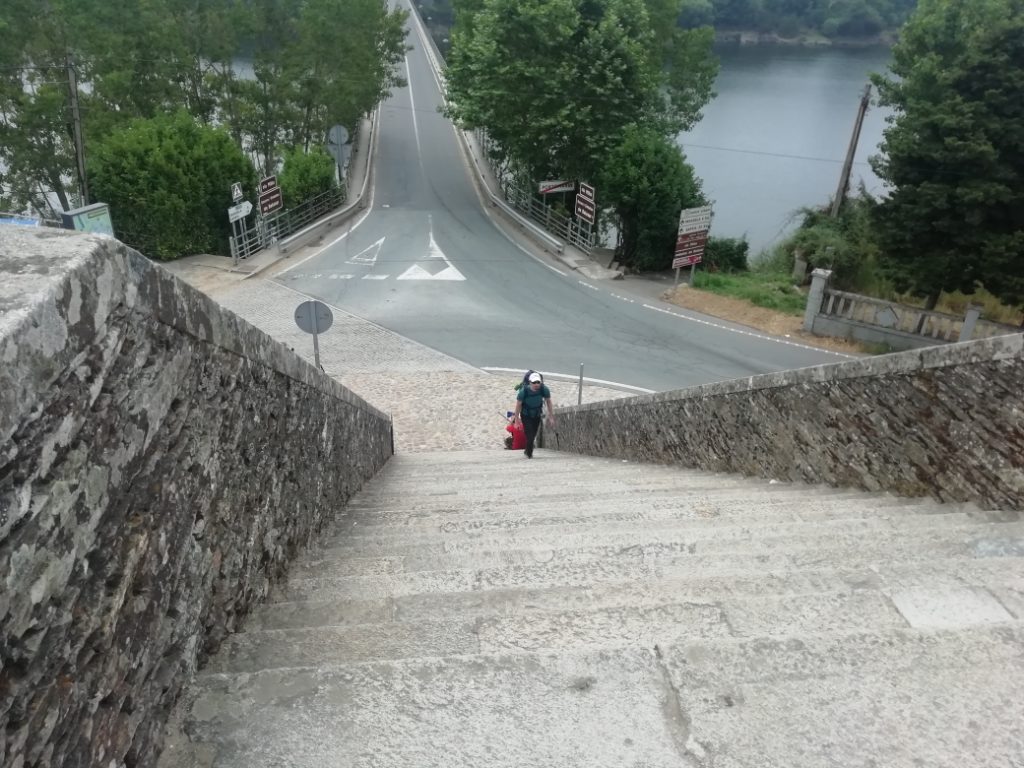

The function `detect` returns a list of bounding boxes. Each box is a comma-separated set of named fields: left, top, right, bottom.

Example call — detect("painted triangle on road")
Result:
left=396, top=263, right=466, bottom=281
left=347, top=236, right=385, bottom=265
left=396, top=232, right=466, bottom=281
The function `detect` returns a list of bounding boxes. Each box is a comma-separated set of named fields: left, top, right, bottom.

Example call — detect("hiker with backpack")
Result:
left=512, top=371, right=554, bottom=459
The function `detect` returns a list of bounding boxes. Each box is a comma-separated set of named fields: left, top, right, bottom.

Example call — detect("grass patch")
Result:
left=692, top=271, right=806, bottom=315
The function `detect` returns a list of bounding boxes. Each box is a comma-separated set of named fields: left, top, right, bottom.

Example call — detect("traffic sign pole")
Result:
left=311, top=303, right=321, bottom=370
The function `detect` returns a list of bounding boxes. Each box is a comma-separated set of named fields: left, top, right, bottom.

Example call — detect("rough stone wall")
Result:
left=551, top=334, right=1024, bottom=511
left=0, top=229, right=392, bottom=768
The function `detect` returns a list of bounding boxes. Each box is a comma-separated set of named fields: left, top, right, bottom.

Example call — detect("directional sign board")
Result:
left=579, top=182, right=595, bottom=202
left=538, top=180, right=574, bottom=195
left=294, top=300, right=334, bottom=335
left=677, top=204, right=713, bottom=235
left=259, top=176, right=278, bottom=195
left=228, top=200, right=252, bottom=223
left=575, top=196, right=595, bottom=224
left=673, top=205, right=712, bottom=268
left=259, top=187, right=283, bottom=215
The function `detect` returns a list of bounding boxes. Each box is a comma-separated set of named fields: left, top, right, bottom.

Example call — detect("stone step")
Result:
left=333, top=493, right=970, bottom=536
left=342, top=482, right=883, bottom=512
left=285, top=521, right=1024, bottom=590
left=250, top=556, right=1023, bottom=631
left=313, top=509, right=988, bottom=567
left=205, top=591, right=916, bottom=674
left=170, top=625, right=1024, bottom=768
left=276, top=536, right=1024, bottom=603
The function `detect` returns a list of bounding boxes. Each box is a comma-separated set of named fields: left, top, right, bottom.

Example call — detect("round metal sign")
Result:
left=294, top=300, right=334, bottom=334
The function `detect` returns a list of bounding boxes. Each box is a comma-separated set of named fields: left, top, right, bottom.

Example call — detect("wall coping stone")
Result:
left=558, top=333, right=1024, bottom=416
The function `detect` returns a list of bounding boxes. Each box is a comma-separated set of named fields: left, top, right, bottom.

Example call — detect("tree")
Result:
left=89, top=111, right=256, bottom=260
left=445, top=0, right=717, bottom=184
left=599, top=126, right=706, bottom=270
left=870, top=0, right=1024, bottom=309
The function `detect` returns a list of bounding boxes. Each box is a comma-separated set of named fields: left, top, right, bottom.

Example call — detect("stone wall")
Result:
left=0, top=229, right=393, bottom=768
left=551, top=334, right=1024, bottom=511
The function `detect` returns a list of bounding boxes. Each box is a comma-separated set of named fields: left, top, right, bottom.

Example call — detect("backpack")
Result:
left=515, top=369, right=543, bottom=391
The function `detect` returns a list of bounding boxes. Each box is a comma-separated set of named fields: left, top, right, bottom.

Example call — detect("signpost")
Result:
left=258, top=187, right=283, bottom=215
left=538, top=180, right=574, bottom=195
left=231, top=182, right=243, bottom=203
left=228, top=201, right=252, bottom=223
left=674, top=204, right=713, bottom=286
left=258, top=175, right=283, bottom=216
left=294, top=300, right=334, bottom=370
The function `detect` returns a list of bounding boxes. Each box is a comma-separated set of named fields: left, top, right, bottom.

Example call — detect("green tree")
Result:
left=870, top=0, right=1024, bottom=309
left=445, top=0, right=716, bottom=183
left=599, top=126, right=706, bottom=270
left=89, top=111, right=255, bottom=260
left=279, top=146, right=338, bottom=209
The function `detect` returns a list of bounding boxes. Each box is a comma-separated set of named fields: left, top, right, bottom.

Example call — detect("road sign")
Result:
left=678, top=204, right=713, bottom=235
left=231, top=182, right=243, bottom=203
left=227, top=200, right=252, bottom=222
left=539, top=180, right=574, bottom=195
left=294, top=300, right=334, bottom=334
left=575, top=196, right=595, bottom=224
left=579, top=182, right=596, bottom=202
left=259, top=187, right=283, bottom=215
left=259, top=176, right=278, bottom=195
left=294, top=300, right=333, bottom=370
left=672, top=253, right=703, bottom=269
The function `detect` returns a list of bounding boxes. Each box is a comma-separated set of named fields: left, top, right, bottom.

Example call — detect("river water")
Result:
left=678, top=44, right=893, bottom=258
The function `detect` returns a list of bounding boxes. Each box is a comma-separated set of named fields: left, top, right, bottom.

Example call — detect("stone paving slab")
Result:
left=249, top=556, right=1022, bottom=632
left=161, top=647, right=694, bottom=768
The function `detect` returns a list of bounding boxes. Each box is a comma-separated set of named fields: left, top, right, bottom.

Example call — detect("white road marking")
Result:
left=362, top=274, right=389, bottom=280
left=578, top=281, right=599, bottom=291
left=481, top=367, right=655, bottom=394
left=641, top=303, right=857, bottom=358
left=404, top=55, right=423, bottom=160
left=347, top=236, right=385, bottom=265
left=397, top=216, right=467, bottom=281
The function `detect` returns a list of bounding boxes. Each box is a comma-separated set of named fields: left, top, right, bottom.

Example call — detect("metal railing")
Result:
left=476, top=131, right=595, bottom=253
left=264, top=186, right=346, bottom=243
left=229, top=186, right=346, bottom=262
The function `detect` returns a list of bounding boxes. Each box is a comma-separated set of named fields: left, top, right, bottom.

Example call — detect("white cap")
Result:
left=528, top=373, right=542, bottom=383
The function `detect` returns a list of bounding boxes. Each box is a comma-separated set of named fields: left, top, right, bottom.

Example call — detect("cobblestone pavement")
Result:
left=182, top=274, right=628, bottom=452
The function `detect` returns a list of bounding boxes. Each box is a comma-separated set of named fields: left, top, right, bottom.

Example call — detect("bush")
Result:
left=90, top=110, right=256, bottom=260
left=705, top=236, right=749, bottom=272
left=279, top=146, right=338, bottom=210
left=776, top=193, right=880, bottom=290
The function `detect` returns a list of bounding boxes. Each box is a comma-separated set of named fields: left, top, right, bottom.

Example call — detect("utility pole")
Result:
left=66, top=53, right=89, bottom=207
left=831, top=84, right=871, bottom=218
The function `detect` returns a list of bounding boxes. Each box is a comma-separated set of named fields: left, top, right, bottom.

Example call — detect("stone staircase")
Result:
left=160, top=450, right=1024, bottom=768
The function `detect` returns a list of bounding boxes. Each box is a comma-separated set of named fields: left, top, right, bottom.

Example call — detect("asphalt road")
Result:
left=274, top=2, right=848, bottom=393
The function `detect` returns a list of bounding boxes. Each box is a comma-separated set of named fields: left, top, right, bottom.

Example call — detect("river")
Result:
left=678, top=43, right=893, bottom=258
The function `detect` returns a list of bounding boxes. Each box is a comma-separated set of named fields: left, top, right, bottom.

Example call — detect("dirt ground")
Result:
left=661, top=285, right=872, bottom=355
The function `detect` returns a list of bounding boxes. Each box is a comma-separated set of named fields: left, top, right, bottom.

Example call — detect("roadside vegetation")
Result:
left=689, top=0, right=1024, bottom=327
left=0, top=0, right=409, bottom=259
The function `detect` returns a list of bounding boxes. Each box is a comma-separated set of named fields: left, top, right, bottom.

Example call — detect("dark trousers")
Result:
left=522, top=415, right=541, bottom=456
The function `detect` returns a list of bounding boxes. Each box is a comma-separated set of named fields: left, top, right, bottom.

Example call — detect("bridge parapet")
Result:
left=552, top=334, right=1024, bottom=511
left=0, top=228, right=392, bottom=768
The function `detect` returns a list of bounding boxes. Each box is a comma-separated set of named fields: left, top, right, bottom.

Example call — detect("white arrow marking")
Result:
left=397, top=221, right=466, bottom=281
left=347, top=236, right=385, bottom=265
